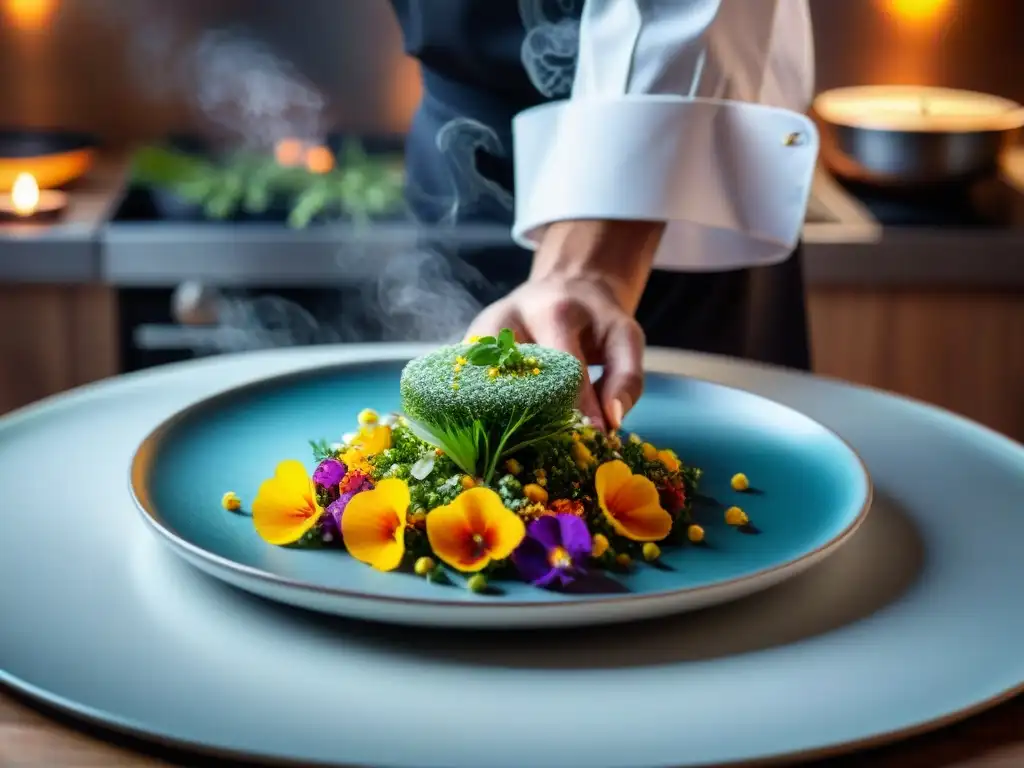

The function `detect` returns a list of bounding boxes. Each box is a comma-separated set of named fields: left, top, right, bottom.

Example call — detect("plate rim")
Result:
left=128, top=351, right=875, bottom=613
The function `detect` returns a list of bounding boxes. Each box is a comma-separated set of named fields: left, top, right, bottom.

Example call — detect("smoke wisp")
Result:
left=104, top=3, right=546, bottom=352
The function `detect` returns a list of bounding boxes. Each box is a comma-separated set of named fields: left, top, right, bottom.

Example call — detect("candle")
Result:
left=813, top=86, right=1024, bottom=133
left=0, top=172, right=67, bottom=220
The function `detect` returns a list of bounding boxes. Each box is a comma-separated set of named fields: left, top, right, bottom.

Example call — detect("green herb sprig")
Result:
left=466, top=328, right=523, bottom=369
left=309, top=438, right=335, bottom=462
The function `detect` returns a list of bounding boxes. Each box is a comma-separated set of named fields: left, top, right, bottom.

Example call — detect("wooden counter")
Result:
left=809, top=287, right=1024, bottom=442
left=0, top=284, right=119, bottom=414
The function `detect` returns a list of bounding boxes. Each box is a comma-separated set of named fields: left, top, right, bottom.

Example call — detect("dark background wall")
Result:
left=1, top=0, right=1021, bottom=144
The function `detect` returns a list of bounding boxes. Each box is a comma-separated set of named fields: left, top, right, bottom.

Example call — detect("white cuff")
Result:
left=512, top=96, right=820, bottom=271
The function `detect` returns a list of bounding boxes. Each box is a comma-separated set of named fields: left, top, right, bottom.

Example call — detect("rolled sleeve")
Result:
left=511, top=0, right=819, bottom=271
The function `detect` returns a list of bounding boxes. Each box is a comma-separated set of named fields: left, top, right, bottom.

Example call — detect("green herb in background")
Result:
left=130, top=139, right=406, bottom=227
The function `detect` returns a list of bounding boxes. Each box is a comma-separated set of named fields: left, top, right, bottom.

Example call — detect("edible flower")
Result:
left=323, top=470, right=373, bottom=537
left=548, top=498, right=585, bottom=518
left=340, top=446, right=372, bottom=476
left=594, top=460, right=673, bottom=542
left=658, top=449, right=681, bottom=473
left=252, top=460, right=323, bottom=545
left=570, top=440, right=596, bottom=469
left=312, top=457, right=346, bottom=490
left=354, top=424, right=392, bottom=456
left=426, top=487, right=525, bottom=572
left=338, top=425, right=390, bottom=476
left=340, top=478, right=409, bottom=571
left=512, top=514, right=592, bottom=588
left=658, top=480, right=687, bottom=516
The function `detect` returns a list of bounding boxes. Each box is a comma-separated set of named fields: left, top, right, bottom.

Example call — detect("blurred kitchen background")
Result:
left=0, top=0, right=1022, bottom=439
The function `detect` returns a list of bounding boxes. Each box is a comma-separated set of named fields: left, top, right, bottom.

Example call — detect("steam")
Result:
left=190, top=31, right=327, bottom=148
left=371, top=249, right=485, bottom=343
left=432, top=117, right=514, bottom=224
left=111, top=4, right=577, bottom=354
left=518, top=0, right=581, bottom=98
left=97, top=3, right=328, bottom=148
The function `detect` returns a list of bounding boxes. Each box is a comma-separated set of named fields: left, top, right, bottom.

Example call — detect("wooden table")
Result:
left=2, top=687, right=1022, bottom=767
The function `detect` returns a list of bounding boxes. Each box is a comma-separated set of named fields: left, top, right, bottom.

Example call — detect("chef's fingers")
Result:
left=597, top=317, right=645, bottom=431
left=530, top=315, right=604, bottom=431
left=464, top=303, right=531, bottom=344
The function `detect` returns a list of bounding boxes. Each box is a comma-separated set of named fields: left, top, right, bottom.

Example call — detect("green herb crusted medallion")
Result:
left=399, top=332, right=583, bottom=483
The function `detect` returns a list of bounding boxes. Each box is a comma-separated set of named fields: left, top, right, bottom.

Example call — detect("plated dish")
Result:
left=130, top=338, right=871, bottom=628
left=4, top=345, right=1023, bottom=768
left=238, top=331, right=723, bottom=596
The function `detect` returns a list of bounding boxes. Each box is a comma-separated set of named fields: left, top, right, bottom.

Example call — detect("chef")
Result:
left=389, top=0, right=819, bottom=429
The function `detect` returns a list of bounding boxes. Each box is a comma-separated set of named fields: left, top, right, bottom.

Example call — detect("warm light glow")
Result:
left=274, top=138, right=304, bottom=168
left=304, top=146, right=335, bottom=175
left=2, top=0, right=59, bottom=31
left=883, top=0, right=953, bottom=23
left=11, top=173, right=40, bottom=216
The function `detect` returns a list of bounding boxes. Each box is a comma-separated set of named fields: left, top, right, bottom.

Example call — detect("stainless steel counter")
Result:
left=1, top=151, right=1022, bottom=288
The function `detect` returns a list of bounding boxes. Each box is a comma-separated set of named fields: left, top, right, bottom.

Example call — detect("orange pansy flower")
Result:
left=426, top=487, right=526, bottom=573
left=340, top=478, right=408, bottom=571
left=658, top=449, right=681, bottom=473
left=595, top=460, right=672, bottom=542
left=252, top=460, right=323, bottom=545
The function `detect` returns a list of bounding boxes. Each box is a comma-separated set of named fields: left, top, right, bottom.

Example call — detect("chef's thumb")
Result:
left=600, top=319, right=645, bottom=431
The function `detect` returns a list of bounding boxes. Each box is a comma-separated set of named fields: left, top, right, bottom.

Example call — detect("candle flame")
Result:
left=12, top=173, right=40, bottom=216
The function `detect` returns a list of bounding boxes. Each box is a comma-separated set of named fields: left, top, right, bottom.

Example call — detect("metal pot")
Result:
left=813, top=86, right=1024, bottom=188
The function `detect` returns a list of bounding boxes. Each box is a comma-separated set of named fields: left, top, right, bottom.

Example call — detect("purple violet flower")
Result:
left=512, top=514, right=592, bottom=589
left=313, top=458, right=346, bottom=492
left=322, top=471, right=374, bottom=538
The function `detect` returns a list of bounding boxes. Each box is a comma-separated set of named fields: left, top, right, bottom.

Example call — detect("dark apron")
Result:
left=390, top=1, right=812, bottom=370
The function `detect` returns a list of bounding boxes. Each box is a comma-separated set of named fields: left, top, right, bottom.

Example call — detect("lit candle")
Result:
left=0, top=172, right=68, bottom=220
left=814, top=86, right=1024, bottom=133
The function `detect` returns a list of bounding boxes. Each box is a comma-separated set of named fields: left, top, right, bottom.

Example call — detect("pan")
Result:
left=0, top=128, right=97, bottom=192
left=812, top=86, right=1024, bottom=188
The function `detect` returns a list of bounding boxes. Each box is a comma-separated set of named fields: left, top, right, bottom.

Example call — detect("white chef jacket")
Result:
left=512, top=0, right=819, bottom=271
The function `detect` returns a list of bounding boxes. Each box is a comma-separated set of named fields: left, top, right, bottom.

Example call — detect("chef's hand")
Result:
left=466, top=219, right=663, bottom=431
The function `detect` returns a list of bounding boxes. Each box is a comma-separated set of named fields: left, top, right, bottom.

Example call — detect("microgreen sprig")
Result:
left=467, top=328, right=523, bottom=369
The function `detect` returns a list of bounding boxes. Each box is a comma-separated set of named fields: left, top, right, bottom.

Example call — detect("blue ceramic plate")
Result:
left=130, top=360, right=871, bottom=628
